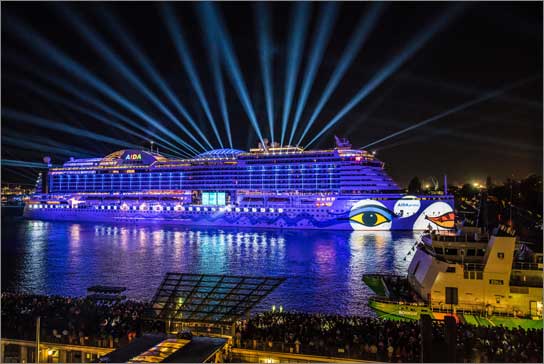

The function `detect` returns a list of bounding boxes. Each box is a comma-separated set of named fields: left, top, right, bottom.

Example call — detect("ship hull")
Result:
left=23, top=196, right=455, bottom=231
left=368, top=297, right=543, bottom=329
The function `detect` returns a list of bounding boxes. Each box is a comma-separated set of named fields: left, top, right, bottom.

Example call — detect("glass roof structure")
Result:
left=192, top=148, right=245, bottom=160
left=129, top=339, right=190, bottom=363
left=148, top=273, right=285, bottom=325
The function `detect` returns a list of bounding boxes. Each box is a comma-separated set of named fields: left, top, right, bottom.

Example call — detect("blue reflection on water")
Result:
left=2, top=217, right=417, bottom=316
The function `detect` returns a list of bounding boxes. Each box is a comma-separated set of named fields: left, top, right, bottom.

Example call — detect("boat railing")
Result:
left=512, top=262, right=541, bottom=271
left=368, top=295, right=426, bottom=307
left=431, top=233, right=489, bottom=243
left=362, top=273, right=405, bottom=279
left=510, top=277, right=543, bottom=287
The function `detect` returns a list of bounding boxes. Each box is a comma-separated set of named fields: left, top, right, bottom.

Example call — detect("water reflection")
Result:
left=2, top=218, right=416, bottom=316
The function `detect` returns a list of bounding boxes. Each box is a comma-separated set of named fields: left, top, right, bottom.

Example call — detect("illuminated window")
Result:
left=278, top=208, right=284, bottom=213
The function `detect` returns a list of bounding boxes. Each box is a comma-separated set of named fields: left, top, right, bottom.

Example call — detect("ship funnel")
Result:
left=334, top=136, right=352, bottom=149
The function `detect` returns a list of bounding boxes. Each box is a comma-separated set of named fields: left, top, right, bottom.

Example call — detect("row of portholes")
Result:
left=30, top=204, right=334, bottom=217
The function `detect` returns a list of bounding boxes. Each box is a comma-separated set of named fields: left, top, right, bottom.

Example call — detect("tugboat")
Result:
left=363, top=225, right=543, bottom=329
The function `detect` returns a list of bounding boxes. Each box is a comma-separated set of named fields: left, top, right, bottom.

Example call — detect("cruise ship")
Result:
left=24, top=138, right=455, bottom=230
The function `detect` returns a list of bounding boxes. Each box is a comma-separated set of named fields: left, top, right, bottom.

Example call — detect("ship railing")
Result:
left=512, top=262, right=541, bottom=271
left=429, top=302, right=486, bottom=314
left=368, top=295, right=426, bottom=307
left=429, top=302, right=540, bottom=319
left=509, top=277, right=543, bottom=287
left=362, top=273, right=405, bottom=279
left=431, top=233, right=489, bottom=243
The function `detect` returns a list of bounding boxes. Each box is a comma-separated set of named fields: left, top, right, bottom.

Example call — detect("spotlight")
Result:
left=304, top=3, right=465, bottom=148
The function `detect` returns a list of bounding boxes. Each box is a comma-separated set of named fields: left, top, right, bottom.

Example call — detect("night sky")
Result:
left=2, top=2, right=542, bottom=187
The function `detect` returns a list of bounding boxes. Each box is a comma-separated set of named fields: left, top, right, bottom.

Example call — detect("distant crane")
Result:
left=428, top=176, right=439, bottom=191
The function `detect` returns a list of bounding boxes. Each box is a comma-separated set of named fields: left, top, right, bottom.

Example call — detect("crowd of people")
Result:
left=456, top=323, right=543, bottom=363
left=233, top=311, right=422, bottom=362
left=2, top=293, right=542, bottom=363
left=1, top=292, right=149, bottom=348
left=232, top=312, right=543, bottom=363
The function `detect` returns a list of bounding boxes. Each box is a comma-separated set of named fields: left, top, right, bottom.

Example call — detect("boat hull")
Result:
left=24, top=196, right=454, bottom=231
left=368, top=297, right=544, bottom=329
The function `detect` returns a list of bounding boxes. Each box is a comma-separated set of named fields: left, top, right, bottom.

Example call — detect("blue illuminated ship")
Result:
left=24, top=138, right=455, bottom=230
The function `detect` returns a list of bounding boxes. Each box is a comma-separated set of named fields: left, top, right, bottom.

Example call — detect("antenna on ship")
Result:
left=444, top=174, right=448, bottom=195
left=149, top=140, right=154, bottom=153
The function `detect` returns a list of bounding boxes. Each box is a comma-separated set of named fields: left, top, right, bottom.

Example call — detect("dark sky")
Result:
left=2, top=1, right=542, bottom=187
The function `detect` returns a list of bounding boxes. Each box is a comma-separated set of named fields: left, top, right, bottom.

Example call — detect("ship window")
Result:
left=464, top=271, right=468, bottom=279
left=497, top=252, right=504, bottom=260
left=446, top=267, right=456, bottom=273
left=467, top=249, right=476, bottom=256
left=477, top=249, right=485, bottom=256
left=476, top=272, right=483, bottom=280
left=445, top=248, right=458, bottom=255
left=434, top=248, right=444, bottom=254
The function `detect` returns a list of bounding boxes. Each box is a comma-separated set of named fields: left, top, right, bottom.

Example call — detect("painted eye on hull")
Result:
left=425, top=212, right=455, bottom=229
left=349, top=206, right=393, bottom=227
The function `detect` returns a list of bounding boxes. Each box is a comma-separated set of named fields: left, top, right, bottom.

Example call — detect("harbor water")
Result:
left=2, top=216, right=419, bottom=316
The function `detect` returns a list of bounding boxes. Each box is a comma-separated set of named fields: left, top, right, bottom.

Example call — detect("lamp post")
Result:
left=35, top=316, right=40, bottom=364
